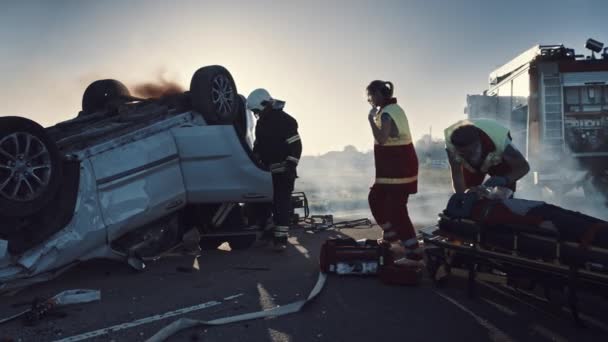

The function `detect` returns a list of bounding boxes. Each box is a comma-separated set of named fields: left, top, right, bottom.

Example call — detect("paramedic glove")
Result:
left=483, top=176, right=509, bottom=188
left=368, top=106, right=378, bottom=121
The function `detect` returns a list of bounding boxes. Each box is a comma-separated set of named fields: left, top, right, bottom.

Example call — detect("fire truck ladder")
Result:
left=541, top=74, right=565, bottom=157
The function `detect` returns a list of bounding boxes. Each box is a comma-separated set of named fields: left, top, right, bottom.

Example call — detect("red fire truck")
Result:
left=465, top=39, right=608, bottom=201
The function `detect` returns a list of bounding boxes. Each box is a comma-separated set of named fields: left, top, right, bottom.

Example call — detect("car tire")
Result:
left=190, top=65, right=238, bottom=124
left=0, top=116, right=63, bottom=217
left=81, top=79, right=131, bottom=115
left=233, top=94, right=248, bottom=137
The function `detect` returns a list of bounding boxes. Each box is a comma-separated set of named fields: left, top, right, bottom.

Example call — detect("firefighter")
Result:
left=444, top=119, right=530, bottom=194
left=246, top=88, right=302, bottom=251
left=366, top=80, right=421, bottom=264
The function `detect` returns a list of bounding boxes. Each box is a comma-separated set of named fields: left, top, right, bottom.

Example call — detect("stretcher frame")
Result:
left=421, top=222, right=608, bottom=326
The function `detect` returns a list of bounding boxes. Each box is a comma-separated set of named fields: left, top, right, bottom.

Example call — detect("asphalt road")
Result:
left=1, top=224, right=607, bottom=342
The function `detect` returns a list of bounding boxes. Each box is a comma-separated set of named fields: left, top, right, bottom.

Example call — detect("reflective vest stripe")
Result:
left=380, top=138, right=413, bottom=146
left=286, top=134, right=300, bottom=144
left=375, top=175, right=418, bottom=184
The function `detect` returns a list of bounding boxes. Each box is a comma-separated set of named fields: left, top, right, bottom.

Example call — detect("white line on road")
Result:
left=224, top=293, right=244, bottom=301
left=480, top=281, right=608, bottom=333
left=53, top=293, right=242, bottom=342
left=561, top=307, right=608, bottom=332
left=531, top=324, right=567, bottom=342
left=435, top=291, right=515, bottom=342
left=481, top=298, right=517, bottom=316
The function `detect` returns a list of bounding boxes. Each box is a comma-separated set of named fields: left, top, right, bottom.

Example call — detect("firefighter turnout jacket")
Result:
left=253, top=108, right=302, bottom=173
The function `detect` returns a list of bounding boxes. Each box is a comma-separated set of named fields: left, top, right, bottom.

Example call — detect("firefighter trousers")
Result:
left=249, top=170, right=296, bottom=238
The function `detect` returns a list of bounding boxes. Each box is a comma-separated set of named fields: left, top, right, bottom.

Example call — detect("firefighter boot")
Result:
left=272, top=226, right=289, bottom=252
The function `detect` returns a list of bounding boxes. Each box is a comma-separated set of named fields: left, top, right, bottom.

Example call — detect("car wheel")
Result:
left=233, top=94, right=248, bottom=137
left=190, top=65, right=238, bottom=124
left=0, top=117, right=63, bottom=217
left=81, top=79, right=131, bottom=115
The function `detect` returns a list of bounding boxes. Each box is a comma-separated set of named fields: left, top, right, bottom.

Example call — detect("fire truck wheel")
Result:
left=0, top=116, right=63, bottom=217
left=81, top=79, right=131, bottom=115
left=190, top=66, right=238, bottom=124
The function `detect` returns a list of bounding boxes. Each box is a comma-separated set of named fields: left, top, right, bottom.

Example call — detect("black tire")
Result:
left=233, top=94, right=248, bottom=138
left=190, top=66, right=238, bottom=124
left=227, top=233, right=257, bottom=250
left=0, top=117, right=63, bottom=217
left=82, top=79, right=131, bottom=115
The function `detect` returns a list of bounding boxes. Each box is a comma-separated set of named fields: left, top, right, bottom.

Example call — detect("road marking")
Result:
left=224, top=293, right=244, bottom=301
left=480, top=281, right=608, bottom=333
left=291, top=237, right=310, bottom=259
left=435, top=292, right=515, bottom=342
left=481, top=298, right=516, bottom=316
left=531, top=324, right=567, bottom=342
left=53, top=293, right=242, bottom=342
left=561, top=307, right=608, bottom=332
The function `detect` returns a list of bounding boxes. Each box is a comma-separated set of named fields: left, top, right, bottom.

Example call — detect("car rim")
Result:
left=211, top=75, right=234, bottom=116
left=0, top=132, right=52, bottom=202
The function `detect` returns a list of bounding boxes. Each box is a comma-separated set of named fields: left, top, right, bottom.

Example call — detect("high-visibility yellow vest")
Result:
left=373, top=103, right=418, bottom=189
left=374, top=104, right=413, bottom=146
left=444, top=119, right=510, bottom=173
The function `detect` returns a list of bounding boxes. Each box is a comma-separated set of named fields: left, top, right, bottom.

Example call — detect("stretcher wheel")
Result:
left=425, top=247, right=450, bottom=287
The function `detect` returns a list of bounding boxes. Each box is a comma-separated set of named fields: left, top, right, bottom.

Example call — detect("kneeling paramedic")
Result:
left=445, top=119, right=530, bottom=194
left=247, top=88, right=302, bottom=251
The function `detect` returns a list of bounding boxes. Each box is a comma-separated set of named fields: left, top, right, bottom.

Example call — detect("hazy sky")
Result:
left=1, top=0, right=606, bottom=155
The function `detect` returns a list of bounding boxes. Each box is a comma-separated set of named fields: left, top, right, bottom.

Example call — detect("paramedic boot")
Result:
left=272, top=226, right=289, bottom=252
left=395, top=238, right=425, bottom=267
left=378, top=223, right=398, bottom=245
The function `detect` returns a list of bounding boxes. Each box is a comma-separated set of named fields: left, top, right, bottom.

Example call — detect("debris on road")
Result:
left=297, top=215, right=373, bottom=233
left=0, top=289, right=100, bottom=326
left=54, top=294, right=243, bottom=342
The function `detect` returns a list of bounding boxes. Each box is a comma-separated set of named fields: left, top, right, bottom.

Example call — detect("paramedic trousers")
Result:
left=368, top=184, right=416, bottom=243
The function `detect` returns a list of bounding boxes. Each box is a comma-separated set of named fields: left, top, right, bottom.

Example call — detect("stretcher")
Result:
left=420, top=215, right=608, bottom=325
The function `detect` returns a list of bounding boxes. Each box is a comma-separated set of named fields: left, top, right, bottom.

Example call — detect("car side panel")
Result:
left=89, top=131, right=187, bottom=241
left=171, top=125, right=273, bottom=203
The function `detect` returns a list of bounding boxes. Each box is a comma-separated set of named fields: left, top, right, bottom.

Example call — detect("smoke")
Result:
left=131, top=74, right=185, bottom=99
left=517, top=142, right=608, bottom=221
left=295, top=145, right=452, bottom=227
left=296, top=142, right=608, bottom=229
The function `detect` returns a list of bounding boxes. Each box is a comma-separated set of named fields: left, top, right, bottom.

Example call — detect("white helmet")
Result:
left=246, top=88, right=273, bottom=112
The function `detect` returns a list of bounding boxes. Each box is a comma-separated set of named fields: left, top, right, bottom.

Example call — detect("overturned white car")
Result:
left=0, top=66, right=272, bottom=290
